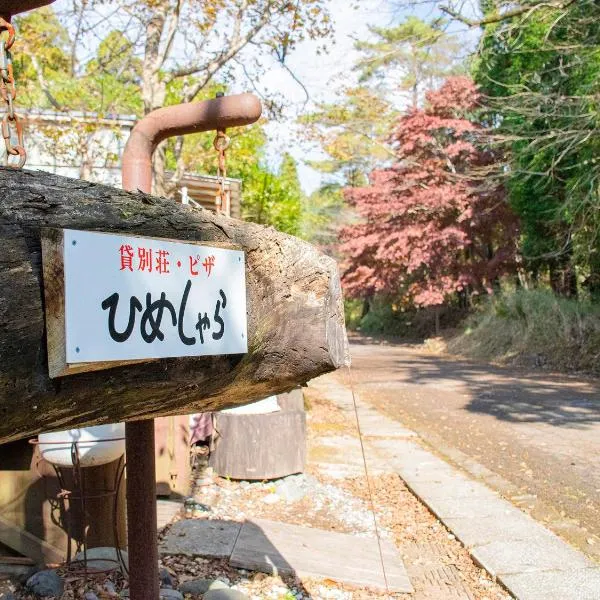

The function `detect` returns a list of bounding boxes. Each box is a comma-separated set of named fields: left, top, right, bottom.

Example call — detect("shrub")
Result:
left=344, top=297, right=467, bottom=339
left=449, top=289, right=600, bottom=374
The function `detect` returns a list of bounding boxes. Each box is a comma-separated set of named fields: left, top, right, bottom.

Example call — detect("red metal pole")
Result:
left=125, top=420, right=159, bottom=600
left=121, top=92, right=261, bottom=600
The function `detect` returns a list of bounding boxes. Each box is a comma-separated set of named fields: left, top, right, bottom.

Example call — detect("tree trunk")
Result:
left=0, top=169, right=349, bottom=445
left=550, top=259, right=578, bottom=298
left=360, top=297, right=371, bottom=319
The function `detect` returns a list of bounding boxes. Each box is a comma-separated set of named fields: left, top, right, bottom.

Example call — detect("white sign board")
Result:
left=63, top=229, right=248, bottom=363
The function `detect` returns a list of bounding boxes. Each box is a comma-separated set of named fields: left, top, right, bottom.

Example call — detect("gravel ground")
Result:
left=5, top=380, right=513, bottom=600
left=156, top=389, right=512, bottom=600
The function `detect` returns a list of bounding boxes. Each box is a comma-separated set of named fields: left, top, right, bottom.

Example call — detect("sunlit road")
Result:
left=336, top=336, right=600, bottom=560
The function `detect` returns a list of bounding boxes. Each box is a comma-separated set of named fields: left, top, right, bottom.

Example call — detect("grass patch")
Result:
left=449, top=289, right=600, bottom=375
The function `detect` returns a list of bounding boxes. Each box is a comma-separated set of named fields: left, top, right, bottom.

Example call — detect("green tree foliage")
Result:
left=14, top=9, right=142, bottom=179
left=355, top=17, right=462, bottom=107
left=163, top=107, right=304, bottom=236
left=301, top=17, right=461, bottom=189
left=301, top=87, right=395, bottom=187
left=16, top=9, right=142, bottom=115
left=472, top=0, right=600, bottom=297
left=13, top=0, right=333, bottom=195
left=300, top=184, right=348, bottom=249
left=241, top=153, right=304, bottom=235
left=15, top=9, right=307, bottom=235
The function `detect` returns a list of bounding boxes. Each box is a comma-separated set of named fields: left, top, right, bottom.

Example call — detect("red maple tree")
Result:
left=340, top=76, right=518, bottom=307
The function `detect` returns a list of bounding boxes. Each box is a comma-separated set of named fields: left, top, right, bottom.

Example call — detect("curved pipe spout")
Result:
left=122, top=92, right=262, bottom=193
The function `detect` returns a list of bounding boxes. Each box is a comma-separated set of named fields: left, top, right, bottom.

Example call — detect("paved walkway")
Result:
left=157, top=499, right=182, bottom=529
left=345, top=338, right=600, bottom=560
left=159, top=517, right=413, bottom=593
left=309, top=373, right=600, bottom=600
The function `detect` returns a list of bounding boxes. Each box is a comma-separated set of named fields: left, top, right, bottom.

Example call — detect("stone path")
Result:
left=159, top=519, right=241, bottom=558
left=345, top=339, right=600, bottom=560
left=159, top=517, right=413, bottom=593
left=309, top=374, right=600, bottom=600
left=230, top=518, right=412, bottom=592
left=157, top=499, right=183, bottom=529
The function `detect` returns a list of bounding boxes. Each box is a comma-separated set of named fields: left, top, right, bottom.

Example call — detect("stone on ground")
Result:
left=203, top=590, right=249, bottom=600
left=159, top=520, right=241, bottom=558
left=178, top=579, right=229, bottom=595
left=159, top=567, right=174, bottom=588
left=104, top=581, right=117, bottom=595
left=158, top=589, right=183, bottom=600
left=25, top=569, right=63, bottom=598
left=73, top=546, right=128, bottom=572
left=275, top=477, right=307, bottom=503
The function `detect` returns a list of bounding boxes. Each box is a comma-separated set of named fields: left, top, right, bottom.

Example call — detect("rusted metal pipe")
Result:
left=124, top=420, right=160, bottom=600
left=0, top=0, right=55, bottom=19
left=122, top=92, right=262, bottom=192
left=121, top=92, right=261, bottom=600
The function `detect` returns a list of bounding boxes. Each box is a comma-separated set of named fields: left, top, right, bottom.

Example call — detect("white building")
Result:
left=22, top=109, right=242, bottom=217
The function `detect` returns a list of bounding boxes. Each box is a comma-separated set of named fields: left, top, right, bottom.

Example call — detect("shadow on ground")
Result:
left=349, top=339, right=600, bottom=428
left=160, top=518, right=314, bottom=598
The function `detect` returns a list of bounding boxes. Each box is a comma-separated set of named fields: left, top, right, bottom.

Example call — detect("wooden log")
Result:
left=0, top=168, right=349, bottom=444
left=0, top=515, right=63, bottom=565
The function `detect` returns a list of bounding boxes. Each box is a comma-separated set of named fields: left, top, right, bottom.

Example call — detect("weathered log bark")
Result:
left=0, top=168, right=349, bottom=444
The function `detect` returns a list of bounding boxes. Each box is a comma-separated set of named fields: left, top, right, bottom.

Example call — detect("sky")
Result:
left=256, top=0, right=400, bottom=194
left=249, top=0, right=474, bottom=194
left=48, top=0, right=471, bottom=195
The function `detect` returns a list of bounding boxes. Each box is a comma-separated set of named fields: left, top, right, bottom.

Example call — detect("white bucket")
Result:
left=38, top=423, right=125, bottom=467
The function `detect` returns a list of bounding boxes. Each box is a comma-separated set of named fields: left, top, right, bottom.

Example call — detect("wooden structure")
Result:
left=176, top=173, right=242, bottom=218
left=0, top=167, right=349, bottom=444
left=0, top=439, right=126, bottom=564
left=154, top=173, right=241, bottom=498
left=210, top=389, right=306, bottom=480
left=155, top=415, right=191, bottom=497
left=0, top=166, right=348, bottom=565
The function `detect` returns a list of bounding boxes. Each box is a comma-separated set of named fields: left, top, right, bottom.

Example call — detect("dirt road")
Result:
left=337, top=336, right=600, bottom=560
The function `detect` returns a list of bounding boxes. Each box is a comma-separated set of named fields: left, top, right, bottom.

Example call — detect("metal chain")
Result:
left=0, top=17, right=25, bottom=169
left=213, top=129, right=230, bottom=215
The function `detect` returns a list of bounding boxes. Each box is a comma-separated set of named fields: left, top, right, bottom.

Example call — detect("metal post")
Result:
left=125, top=420, right=159, bottom=600
left=121, top=92, right=261, bottom=600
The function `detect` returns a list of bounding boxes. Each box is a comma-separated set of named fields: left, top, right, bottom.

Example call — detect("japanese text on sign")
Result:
left=63, top=230, right=248, bottom=363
